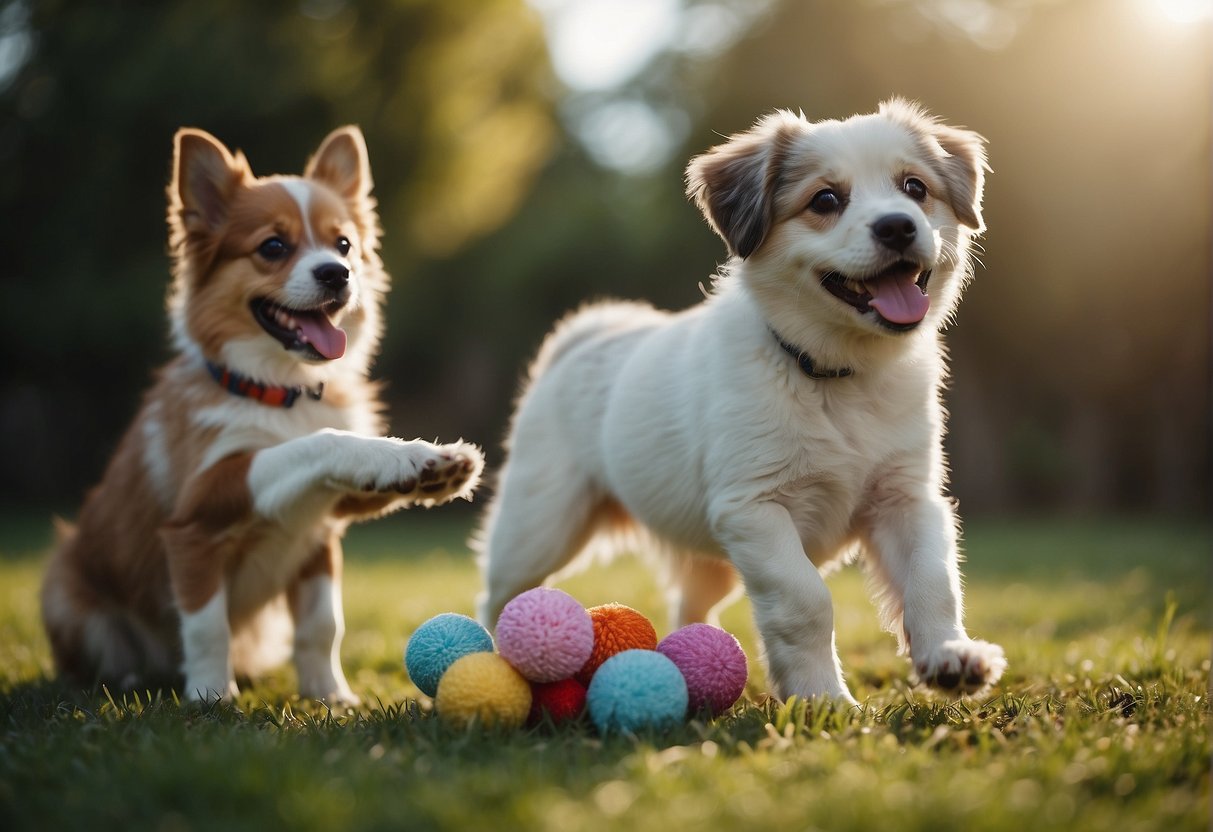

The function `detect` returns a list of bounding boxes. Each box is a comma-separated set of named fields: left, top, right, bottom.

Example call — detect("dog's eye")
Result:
left=902, top=177, right=928, bottom=202
left=257, top=237, right=290, bottom=261
left=335, top=236, right=352, bottom=257
left=808, top=189, right=843, bottom=215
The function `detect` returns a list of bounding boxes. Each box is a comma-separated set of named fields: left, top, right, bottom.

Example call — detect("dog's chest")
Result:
left=770, top=388, right=926, bottom=557
left=226, top=525, right=332, bottom=618
left=194, top=395, right=374, bottom=471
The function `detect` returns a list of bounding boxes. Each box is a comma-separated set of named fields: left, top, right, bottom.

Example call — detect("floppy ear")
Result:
left=685, top=112, right=800, bottom=259
left=305, top=125, right=379, bottom=248
left=170, top=128, right=251, bottom=237
left=930, top=122, right=988, bottom=233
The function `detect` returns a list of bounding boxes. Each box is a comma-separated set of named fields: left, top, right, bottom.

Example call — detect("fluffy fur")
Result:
left=476, top=100, right=1005, bottom=704
left=42, top=126, right=483, bottom=703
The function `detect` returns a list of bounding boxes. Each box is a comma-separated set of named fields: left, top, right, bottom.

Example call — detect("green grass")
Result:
left=1, top=511, right=1208, bottom=831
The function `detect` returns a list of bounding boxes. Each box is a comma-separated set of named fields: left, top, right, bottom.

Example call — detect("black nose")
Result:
left=313, top=262, right=349, bottom=290
left=871, top=213, right=917, bottom=252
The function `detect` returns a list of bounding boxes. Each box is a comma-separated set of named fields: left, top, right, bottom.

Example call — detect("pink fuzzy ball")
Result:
left=496, top=587, right=595, bottom=683
left=657, top=623, right=748, bottom=716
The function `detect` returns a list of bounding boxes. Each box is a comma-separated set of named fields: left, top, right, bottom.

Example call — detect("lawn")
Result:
left=0, top=509, right=1208, bottom=831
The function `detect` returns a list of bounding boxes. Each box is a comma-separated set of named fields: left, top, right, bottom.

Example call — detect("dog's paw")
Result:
left=304, top=684, right=362, bottom=708
left=913, top=639, right=1006, bottom=695
left=182, top=677, right=239, bottom=704
left=345, top=439, right=483, bottom=506
left=409, top=442, right=483, bottom=506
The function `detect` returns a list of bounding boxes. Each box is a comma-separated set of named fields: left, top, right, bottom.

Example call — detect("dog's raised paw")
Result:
left=913, top=639, right=1006, bottom=695
left=399, top=443, right=483, bottom=506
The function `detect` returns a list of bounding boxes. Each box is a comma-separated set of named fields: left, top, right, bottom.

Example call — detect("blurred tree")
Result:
left=0, top=0, right=1207, bottom=518
left=0, top=0, right=554, bottom=505
left=414, top=0, right=1210, bottom=516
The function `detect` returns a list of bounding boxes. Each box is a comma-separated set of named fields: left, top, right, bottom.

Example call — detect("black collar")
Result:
left=206, top=361, right=325, bottom=408
left=772, top=332, right=853, bottom=380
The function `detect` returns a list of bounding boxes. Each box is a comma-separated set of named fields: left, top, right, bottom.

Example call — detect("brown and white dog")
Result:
left=477, top=101, right=1005, bottom=705
left=42, top=126, right=483, bottom=703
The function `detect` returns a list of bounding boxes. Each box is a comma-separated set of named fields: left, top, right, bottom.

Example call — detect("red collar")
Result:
left=206, top=362, right=324, bottom=408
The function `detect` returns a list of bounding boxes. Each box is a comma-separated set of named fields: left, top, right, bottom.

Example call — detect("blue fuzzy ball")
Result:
left=586, top=649, right=689, bottom=734
left=404, top=613, right=494, bottom=697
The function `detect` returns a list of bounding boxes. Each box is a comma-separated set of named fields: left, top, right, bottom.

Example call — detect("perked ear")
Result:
left=171, top=128, right=251, bottom=236
left=305, top=126, right=373, bottom=202
left=685, top=112, right=800, bottom=259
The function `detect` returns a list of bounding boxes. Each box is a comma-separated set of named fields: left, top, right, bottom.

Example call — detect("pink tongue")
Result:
left=296, top=312, right=347, bottom=360
left=867, top=273, right=930, bottom=325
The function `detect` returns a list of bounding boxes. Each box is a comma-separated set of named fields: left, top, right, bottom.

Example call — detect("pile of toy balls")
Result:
left=402, top=588, right=748, bottom=733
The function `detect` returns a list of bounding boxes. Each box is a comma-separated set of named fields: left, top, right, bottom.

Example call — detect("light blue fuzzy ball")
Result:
left=404, top=613, right=494, bottom=697
left=586, top=649, right=689, bottom=734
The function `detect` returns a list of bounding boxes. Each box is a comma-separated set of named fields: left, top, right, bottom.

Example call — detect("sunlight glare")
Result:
left=1152, top=0, right=1213, bottom=23
left=536, top=0, right=680, bottom=91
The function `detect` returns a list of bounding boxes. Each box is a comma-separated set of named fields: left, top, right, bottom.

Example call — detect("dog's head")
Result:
left=687, top=100, right=986, bottom=342
left=167, top=127, right=386, bottom=385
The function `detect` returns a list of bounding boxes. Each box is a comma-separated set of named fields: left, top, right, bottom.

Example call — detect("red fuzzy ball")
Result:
left=528, top=677, right=587, bottom=725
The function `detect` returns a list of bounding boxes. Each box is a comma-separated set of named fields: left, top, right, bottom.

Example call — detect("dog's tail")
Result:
left=527, top=300, right=664, bottom=382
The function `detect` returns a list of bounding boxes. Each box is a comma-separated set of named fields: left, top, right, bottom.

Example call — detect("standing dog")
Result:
left=477, top=101, right=1005, bottom=704
left=42, top=127, right=482, bottom=703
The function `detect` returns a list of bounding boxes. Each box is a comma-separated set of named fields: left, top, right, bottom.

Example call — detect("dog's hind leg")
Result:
left=475, top=459, right=604, bottom=629
left=669, top=554, right=741, bottom=629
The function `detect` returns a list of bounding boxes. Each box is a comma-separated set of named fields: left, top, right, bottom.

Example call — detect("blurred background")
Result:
left=0, top=0, right=1208, bottom=520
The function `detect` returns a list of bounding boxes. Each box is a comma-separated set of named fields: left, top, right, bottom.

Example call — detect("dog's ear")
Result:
left=171, top=128, right=251, bottom=237
left=930, top=122, right=988, bottom=233
left=880, top=99, right=988, bottom=233
left=306, top=126, right=379, bottom=249
left=686, top=112, right=800, bottom=259
left=306, top=126, right=372, bottom=201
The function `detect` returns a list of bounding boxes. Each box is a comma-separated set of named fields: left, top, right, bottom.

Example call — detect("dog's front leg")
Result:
left=163, top=454, right=255, bottom=703
left=290, top=540, right=358, bottom=705
left=863, top=492, right=1006, bottom=695
left=711, top=500, right=857, bottom=706
left=247, top=429, right=482, bottom=525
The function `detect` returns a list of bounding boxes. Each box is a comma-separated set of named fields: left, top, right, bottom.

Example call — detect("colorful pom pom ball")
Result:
left=586, top=649, right=689, bottom=734
left=404, top=612, right=494, bottom=697
left=528, top=677, right=587, bottom=725
left=657, top=623, right=748, bottom=716
left=496, top=587, right=595, bottom=683
left=576, top=603, right=658, bottom=685
left=435, top=652, right=532, bottom=729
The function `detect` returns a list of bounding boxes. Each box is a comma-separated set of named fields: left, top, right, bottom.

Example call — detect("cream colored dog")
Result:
left=477, top=100, right=1005, bottom=704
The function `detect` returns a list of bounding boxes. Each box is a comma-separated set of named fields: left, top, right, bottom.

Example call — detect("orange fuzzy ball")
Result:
left=575, top=603, right=657, bottom=685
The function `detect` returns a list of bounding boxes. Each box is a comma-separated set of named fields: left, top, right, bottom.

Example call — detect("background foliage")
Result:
left=0, top=0, right=1208, bottom=517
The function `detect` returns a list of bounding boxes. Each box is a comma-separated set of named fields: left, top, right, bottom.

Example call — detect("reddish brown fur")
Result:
left=41, top=126, right=397, bottom=690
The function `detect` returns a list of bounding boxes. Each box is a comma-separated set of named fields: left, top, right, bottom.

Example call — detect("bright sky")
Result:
left=528, top=0, right=682, bottom=91
left=1152, top=0, right=1213, bottom=22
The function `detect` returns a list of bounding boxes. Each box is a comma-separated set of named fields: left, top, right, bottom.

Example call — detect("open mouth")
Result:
left=251, top=298, right=348, bottom=361
left=819, top=260, right=932, bottom=332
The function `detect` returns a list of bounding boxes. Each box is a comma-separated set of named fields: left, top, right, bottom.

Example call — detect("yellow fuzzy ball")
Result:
left=435, top=652, right=532, bottom=729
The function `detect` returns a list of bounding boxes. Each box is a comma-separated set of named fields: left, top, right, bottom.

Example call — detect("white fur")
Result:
left=247, top=428, right=479, bottom=524
left=478, top=104, right=1005, bottom=704
left=291, top=574, right=358, bottom=704
left=140, top=403, right=175, bottom=510
left=281, top=180, right=316, bottom=246
left=180, top=590, right=237, bottom=702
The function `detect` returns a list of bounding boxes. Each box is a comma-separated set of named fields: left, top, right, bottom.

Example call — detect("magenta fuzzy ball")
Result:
left=495, top=587, right=595, bottom=683
left=657, top=624, right=748, bottom=716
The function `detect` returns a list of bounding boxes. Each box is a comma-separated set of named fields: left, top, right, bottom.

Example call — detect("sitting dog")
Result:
left=42, top=126, right=482, bottom=703
left=477, top=100, right=1005, bottom=704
